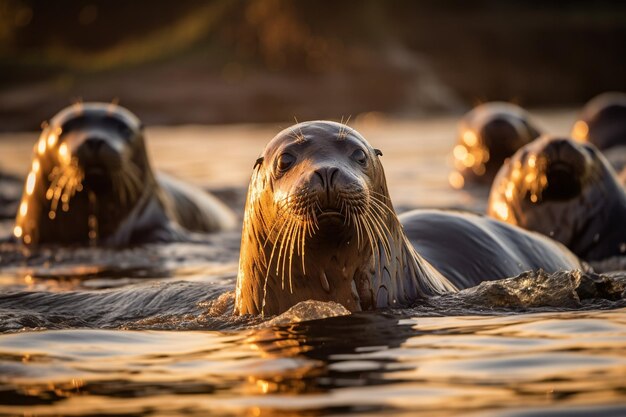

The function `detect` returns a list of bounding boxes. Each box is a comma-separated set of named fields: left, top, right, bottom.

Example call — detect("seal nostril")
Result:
left=328, top=167, right=339, bottom=187
left=314, top=169, right=326, bottom=188
left=84, top=138, right=105, bottom=154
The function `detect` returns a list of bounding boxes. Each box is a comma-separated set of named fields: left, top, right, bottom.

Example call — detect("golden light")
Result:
left=47, top=132, right=57, bottom=147
left=32, top=159, right=40, bottom=173
left=37, top=137, right=46, bottom=155
left=256, top=379, right=271, bottom=394
left=572, top=121, right=589, bottom=141
left=472, top=163, right=486, bottom=176
left=463, top=153, right=476, bottom=168
left=453, top=145, right=468, bottom=160
left=19, top=201, right=28, bottom=217
left=448, top=171, right=465, bottom=189
left=493, top=201, right=510, bottom=221
left=26, top=172, right=37, bottom=195
left=462, top=130, right=478, bottom=147
left=59, top=143, right=70, bottom=163
left=13, top=226, right=23, bottom=238
left=23, top=235, right=32, bottom=244
left=527, top=154, right=536, bottom=168
left=505, top=182, right=515, bottom=200
left=530, top=194, right=538, bottom=203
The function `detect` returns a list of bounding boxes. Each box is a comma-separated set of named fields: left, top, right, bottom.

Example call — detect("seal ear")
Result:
left=374, top=149, right=383, bottom=157
left=253, top=157, right=264, bottom=169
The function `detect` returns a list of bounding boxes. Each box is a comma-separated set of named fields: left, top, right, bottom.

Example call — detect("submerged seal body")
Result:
left=572, top=92, right=626, bottom=174
left=451, top=102, right=542, bottom=187
left=488, top=136, right=626, bottom=261
left=14, top=103, right=236, bottom=246
left=235, top=121, right=580, bottom=316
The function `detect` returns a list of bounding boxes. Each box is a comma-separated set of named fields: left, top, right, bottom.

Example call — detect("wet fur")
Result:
left=14, top=103, right=235, bottom=246
left=235, top=121, right=580, bottom=316
left=488, top=136, right=626, bottom=261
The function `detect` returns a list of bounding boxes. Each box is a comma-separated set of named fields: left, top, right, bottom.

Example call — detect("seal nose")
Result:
left=314, top=166, right=339, bottom=189
left=83, top=137, right=106, bottom=155
left=76, top=136, right=119, bottom=170
left=544, top=138, right=582, bottom=161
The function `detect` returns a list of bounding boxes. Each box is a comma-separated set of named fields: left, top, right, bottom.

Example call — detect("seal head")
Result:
left=572, top=92, right=626, bottom=151
left=451, top=102, right=542, bottom=187
left=235, top=121, right=454, bottom=316
left=14, top=102, right=235, bottom=246
left=488, top=135, right=626, bottom=261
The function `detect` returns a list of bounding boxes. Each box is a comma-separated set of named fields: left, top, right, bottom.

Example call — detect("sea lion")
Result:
left=450, top=102, right=542, bottom=188
left=14, top=102, right=236, bottom=246
left=571, top=92, right=626, bottom=174
left=235, top=121, right=580, bottom=316
left=488, top=135, right=626, bottom=261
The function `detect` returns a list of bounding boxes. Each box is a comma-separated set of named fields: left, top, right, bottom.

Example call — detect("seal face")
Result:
left=450, top=102, right=542, bottom=188
left=488, top=135, right=626, bottom=261
left=571, top=92, right=626, bottom=174
left=572, top=92, right=626, bottom=151
left=235, top=121, right=456, bottom=316
left=14, top=102, right=235, bottom=246
left=235, top=121, right=580, bottom=316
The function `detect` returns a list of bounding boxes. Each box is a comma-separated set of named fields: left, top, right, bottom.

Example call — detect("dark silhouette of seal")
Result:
left=14, top=102, right=236, bottom=246
left=450, top=102, right=542, bottom=188
left=488, top=135, right=626, bottom=261
left=571, top=92, right=626, bottom=174
left=235, top=121, right=580, bottom=316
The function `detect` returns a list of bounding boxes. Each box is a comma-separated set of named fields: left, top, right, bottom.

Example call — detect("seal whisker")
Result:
left=281, top=217, right=298, bottom=292
left=360, top=209, right=380, bottom=275
left=262, top=198, right=291, bottom=248
left=278, top=216, right=294, bottom=290
left=300, top=214, right=308, bottom=275
left=364, top=206, right=393, bottom=262
left=287, top=217, right=299, bottom=292
left=368, top=199, right=396, bottom=223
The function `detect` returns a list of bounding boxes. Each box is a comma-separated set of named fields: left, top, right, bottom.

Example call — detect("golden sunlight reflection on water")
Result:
left=0, top=308, right=624, bottom=416
left=1, top=110, right=624, bottom=416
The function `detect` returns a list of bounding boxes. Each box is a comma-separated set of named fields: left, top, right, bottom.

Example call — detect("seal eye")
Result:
left=277, top=153, right=296, bottom=172
left=352, top=149, right=367, bottom=165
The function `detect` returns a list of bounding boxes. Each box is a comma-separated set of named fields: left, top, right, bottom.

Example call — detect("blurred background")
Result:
left=1, top=0, right=625, bottom=131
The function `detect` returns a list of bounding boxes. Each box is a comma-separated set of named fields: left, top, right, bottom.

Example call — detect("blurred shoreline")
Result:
left=1, top=1, right=625, bottom=131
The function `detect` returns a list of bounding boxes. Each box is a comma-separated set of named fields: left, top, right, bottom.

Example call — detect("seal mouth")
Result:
left=317, top=210, right=343, bottom=218
left=83, top=168, right=113, bottom=193
left=316, top=210, right=346, bottom=226
left=541, top=161, right=582, bottom=201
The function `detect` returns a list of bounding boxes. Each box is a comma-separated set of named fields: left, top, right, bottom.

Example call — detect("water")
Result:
left=1, top=111, right=625, bottom=416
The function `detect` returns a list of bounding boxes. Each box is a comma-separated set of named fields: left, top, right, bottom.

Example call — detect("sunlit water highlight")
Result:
left=0, top=111, right=625, bottom=416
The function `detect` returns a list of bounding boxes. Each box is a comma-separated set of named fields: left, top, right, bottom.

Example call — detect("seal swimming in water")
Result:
left=14, top=102, right=236, bottom=246
left=571, top=92, right=626, bottom=174
left=488, top=135, right=626, bottom=261
left=450, top=102, right=542, bottom=188
left=235, top=121, right=580, bottom=316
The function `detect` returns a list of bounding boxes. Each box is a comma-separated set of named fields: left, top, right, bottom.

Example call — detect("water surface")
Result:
left=1, top=112, right=625, bottom=416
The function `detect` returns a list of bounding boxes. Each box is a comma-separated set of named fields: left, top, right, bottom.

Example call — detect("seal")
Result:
left=450, top=102, right=542, bottom=188
left=488, top=135, right=626, bottom=261
left=234, top=121, right=581, bottom=316
left=14, top=102, right=236, bottom=246
left=571, top=92, right=626, bottom=174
